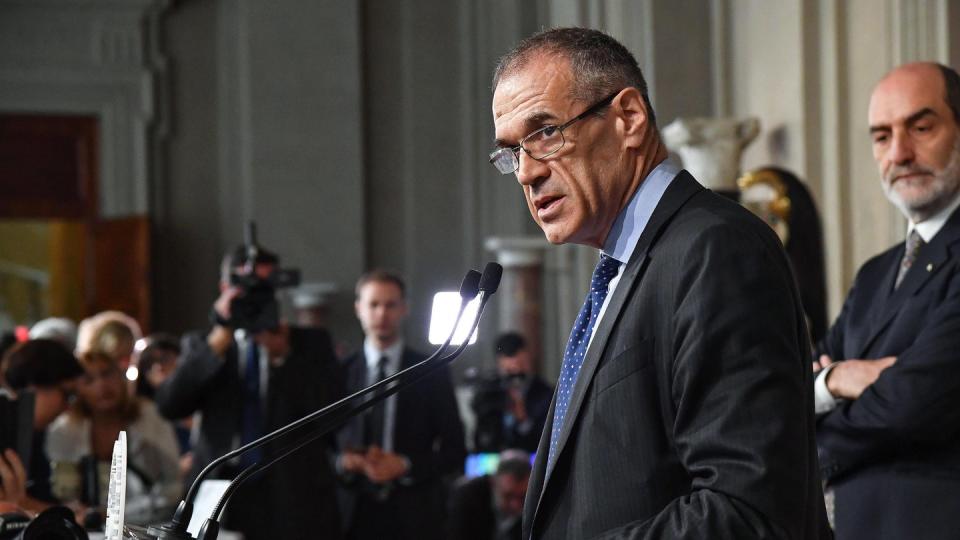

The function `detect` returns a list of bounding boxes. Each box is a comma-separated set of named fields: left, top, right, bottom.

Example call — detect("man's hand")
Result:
left=340, top=450, right=368, bottom=475
left=826, top=356, right=897, bottom=400
left=207, top=287, right=241, bottom=355
left=812, top=354, right=834, bottom=373
left=0, top=449, right=27, bottom=507
left=212, top=286, right=242, bottom=325
left=362, top=446, right=409, bottom=484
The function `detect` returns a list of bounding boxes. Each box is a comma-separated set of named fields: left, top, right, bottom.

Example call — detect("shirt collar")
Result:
left=364, top=338, right=404, bottom=372
left=602, top=158, right=680, bottom=263
left=909, top=190, right=960, bottom=243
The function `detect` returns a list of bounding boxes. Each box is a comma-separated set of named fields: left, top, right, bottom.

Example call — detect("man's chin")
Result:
left=539, top=224, right=571, bottom=245
left=888, top=189, right=948, bottom=220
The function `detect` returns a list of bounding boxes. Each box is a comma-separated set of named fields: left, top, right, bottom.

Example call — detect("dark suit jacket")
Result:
left=523, top=171, right=831, bottom=539
left=448, top=474, right=522, bottom=540
left=816, top=205, right=960, bottom=540
left=336, top=347, right=466, bottom=540
left=155, top=326, right=344, bottom=540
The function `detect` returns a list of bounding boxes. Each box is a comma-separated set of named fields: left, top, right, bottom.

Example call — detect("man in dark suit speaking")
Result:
left=813, top=63, right=960, bottom=540
left=490, top=28, right=830, bottom=539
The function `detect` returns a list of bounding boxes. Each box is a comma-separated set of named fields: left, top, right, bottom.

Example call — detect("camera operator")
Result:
left=1, top=339, right=84, bottom=515
left=471, top=333, right=553, bottom=454
left=153, top=246, right=345, bottom=540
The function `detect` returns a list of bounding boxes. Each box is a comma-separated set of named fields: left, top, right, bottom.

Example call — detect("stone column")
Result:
left=484, top=236, right=550, bottom=372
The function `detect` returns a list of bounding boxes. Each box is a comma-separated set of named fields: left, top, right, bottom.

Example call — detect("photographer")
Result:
left=1, top=339, right=84, bottom=515
left=153, top=245, right=344, bottom=540
left=471, top=333, right=553, bottom=454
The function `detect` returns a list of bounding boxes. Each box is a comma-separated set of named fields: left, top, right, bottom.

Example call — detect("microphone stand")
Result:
left=148, top=266, right=498, bottom=540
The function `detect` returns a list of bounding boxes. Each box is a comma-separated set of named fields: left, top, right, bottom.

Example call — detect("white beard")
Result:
left=882, top=137, right=960, bottom=222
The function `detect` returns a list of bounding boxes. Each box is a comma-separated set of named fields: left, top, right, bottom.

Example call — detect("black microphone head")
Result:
left=478, top=263, right=503, bottom=294
left=460, top=270, right=482, bottom=300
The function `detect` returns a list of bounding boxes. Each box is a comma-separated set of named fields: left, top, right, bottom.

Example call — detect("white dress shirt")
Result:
left=364, top=338, right=404, bottom=452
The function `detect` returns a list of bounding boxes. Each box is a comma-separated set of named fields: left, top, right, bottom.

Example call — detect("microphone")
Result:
left=148, top=268, right=484, bottom=539
left=478, top=262, right=503, bottom=294
left=190, top=265, right=501, bottom=539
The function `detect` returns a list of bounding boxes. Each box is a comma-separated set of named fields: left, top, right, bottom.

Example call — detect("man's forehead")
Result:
left=492, top=55, right=574, bottom=121
left=869, top=65, right=946, bottom=123
left=359, top=281, right=403, bottom=300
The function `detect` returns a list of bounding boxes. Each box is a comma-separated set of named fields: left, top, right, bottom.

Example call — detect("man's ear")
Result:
left=614, top=87, right=651, bottom=148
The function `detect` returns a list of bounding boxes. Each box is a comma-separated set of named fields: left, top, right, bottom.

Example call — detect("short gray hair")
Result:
left=492, top=27, right=657, bottom=128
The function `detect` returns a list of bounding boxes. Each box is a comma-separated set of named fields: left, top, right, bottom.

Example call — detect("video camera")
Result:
left=225, top=222, right=301, bottom=333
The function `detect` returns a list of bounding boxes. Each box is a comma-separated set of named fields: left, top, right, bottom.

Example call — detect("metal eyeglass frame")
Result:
left=489, top=90, right=620, bottom=175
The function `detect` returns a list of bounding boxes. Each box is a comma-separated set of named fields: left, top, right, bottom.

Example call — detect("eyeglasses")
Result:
left=489, top=91, right=620, bottom=175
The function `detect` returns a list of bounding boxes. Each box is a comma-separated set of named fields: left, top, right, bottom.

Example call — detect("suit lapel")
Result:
left=526, top=171, right=703, bottom=534
left=856, top=210, right=960, bottom=357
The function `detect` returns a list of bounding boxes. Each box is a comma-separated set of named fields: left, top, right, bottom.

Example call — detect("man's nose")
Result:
left=515, top=151, right=549, bottom=186
left=888, top=131, right=916, bottom=166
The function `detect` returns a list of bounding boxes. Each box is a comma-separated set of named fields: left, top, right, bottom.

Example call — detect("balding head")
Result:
left=869, top=62, right=960, bottom=223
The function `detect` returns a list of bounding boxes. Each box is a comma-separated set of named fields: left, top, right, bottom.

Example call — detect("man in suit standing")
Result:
left=335, top=270, right=466, bottom=540
left=155, top=247, right=344, bottom=539
left=490, top=27, right=830, bottom=539
left=813, top=62, right=960, bottom=540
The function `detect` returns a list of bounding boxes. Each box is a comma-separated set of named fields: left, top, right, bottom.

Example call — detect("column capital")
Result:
left=484, top=236, right=551, bottom=267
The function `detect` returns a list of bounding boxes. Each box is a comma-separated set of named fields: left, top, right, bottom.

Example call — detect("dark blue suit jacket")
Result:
left=816, top=205, right=960, bottom=540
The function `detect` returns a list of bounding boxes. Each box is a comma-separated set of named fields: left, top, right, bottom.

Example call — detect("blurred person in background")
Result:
left=448, top=450, right=531, bottom=540
left=45, top=350, right=181, bottom=527
left=76, top=311, right=142, bottom=373
left=133, top=333, right=181, bottom=400
left=0, top=339, right=84, bottom=514
left=154, top=246, right=345, bottom=540
left=335, top=270, right=465, bottom=540
left=133, top=333, right=194, bottom=474
left=28, top=318, right=79, bottom=353
left=472, top=332, right=552, bottom=453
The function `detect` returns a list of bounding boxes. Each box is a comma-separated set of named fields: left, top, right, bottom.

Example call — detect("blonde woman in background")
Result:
left=46, top=350, right=181, bottom=526
left=76, top=311, right=142, bottom=371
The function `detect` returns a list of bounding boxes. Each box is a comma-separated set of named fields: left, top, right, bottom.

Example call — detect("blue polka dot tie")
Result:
left=549, top=254, right=621, bottom=462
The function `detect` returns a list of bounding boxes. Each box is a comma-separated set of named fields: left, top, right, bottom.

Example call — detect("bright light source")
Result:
left=428, top=292, right=479, bottom=345
left=126, top=365, right=139, bottom=381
